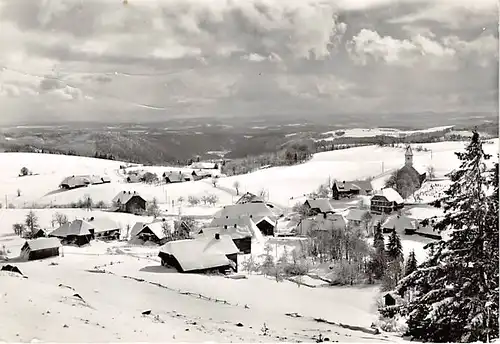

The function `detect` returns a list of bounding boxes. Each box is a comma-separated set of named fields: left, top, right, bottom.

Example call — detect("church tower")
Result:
left=405, top=145, right=413, bottom=167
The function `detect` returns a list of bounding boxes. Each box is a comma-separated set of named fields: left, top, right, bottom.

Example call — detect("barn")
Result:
left=303, top=198, right=335, bottom=216
left=87, top=217, right=121, bottom=240
left=164, top=171, right=189, bottom=183
left=135, top=221, right=168, bottom=245
left=20, top=238, right=61, bottom=261
left=198, top=225, right=252, bottom=254
left=381, top=214, right=416, bottom=234
left=235, top=192, right=265, bottom=204
left=59, top=176, right=91, bottom=189
left=158, top=233, right=239, bottom=273
left=370, top=188, right=404, bottom=214
left=112, top=191, right=147, bottom=214
left=49, top=219, right=94, bottom=246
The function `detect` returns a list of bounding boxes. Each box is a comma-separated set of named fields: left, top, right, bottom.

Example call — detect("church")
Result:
left=396, top=145, right=427, bottom=189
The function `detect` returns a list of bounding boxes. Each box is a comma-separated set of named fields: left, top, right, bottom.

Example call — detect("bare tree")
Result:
left=25, top=210, right=39, bottom=238
left=187, top=195, right=200, bottom=206
left=12, top=223, right=25, bottom=236
left=147, top=197, right=161, bottom=218
left=427, top=165, right=436, bottom=180
left=233, top=180, right=241, bottom=195
left=177, top=196, right=185, bottom=204
left=52, top=212, right=69, bottom=227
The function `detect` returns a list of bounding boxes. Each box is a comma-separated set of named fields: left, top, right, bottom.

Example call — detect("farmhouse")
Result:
left=206, top=216, right=262, bottom=253
left=332, top=181, right=373, bottom=199
left=382, top=214, right=416, bottom=234
left=49, top=219, right=94, bottom=246
left=112, top=191, right=147, bottom=214
left=158, top=233, right=240, bottom=273
left=135, top=221, right=169, bottom=245
left=214, top=203, right=281, bottom=236
left=59, top=175, right=91, bottom=189
left=87, top=217, right=121, bottom=240
left=198, top=226, right=252, bottom=254
left=190, top=161, right=219, bottom=170
left=370, top=188, right=404, bottom=214
left=191, top=170, right=213, bottom=181
left=345, top=208, right=371, bottom=229
left=20, top=238, right=61, bottom=261
left=303, top=198, right=335, bottom=215
left=164, top=171, right=190, bottom=183
left=296, top=213, right=347, bottom=236
left=33, top=228, right=48, bottom=238
left=126, top=174, right=141, bottom=183
left=235, top=192, right=264, bottom=204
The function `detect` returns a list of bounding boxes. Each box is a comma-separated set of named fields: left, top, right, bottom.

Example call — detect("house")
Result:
left=20, top=238, right=61, bottom=261
left=87, top=217, right=121, bottom=240
left=381, top=214, right=416, bottom=234
left=126, top=174, right=141, bottom=183
left=303, top=198, right=335, bottom=216
left=208, top=215, right=263, bottom=253
left=191, top=170, right=213, bottom=181
left=235, top=192, right=264, bottom=204
left=164, top=171, right=189, bottom=183
left=135, top=221, right=169, bottom=245
left=345, top=208, right=371, bottom=229
left=198, top=226, right=252, bottom=254
left=59, top=175, right=91, bottom=189
left=296, top=213, right=347, bottom=236
left=158, top=233, right=240, bottom=273
left=49, top=219, right=94, bottom=246
left=332, top=180, right=373, bottom=200
left=370, top=188, right=404, bottom=214
left=384, top=292, right=397, bottom=307
left=190, top=162, right=219, bottom=170
left=214, top=203, right=281, bottom=236
left=111, top=191, right=147, bottom=214
left=33, top=228, right=48, bottom=238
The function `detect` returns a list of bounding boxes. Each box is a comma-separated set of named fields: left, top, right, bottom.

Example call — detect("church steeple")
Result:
left=405, top=145, right=413, bottom=167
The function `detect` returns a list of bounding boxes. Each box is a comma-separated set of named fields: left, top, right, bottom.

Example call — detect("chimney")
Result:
left=215, top=233, right=220, bottom=240
left=226, top=216, right=229, bottom=219
left=234, top=224, right=237, bottom=228
left=249, top=214, right=253, bottom=218
left=224, top=225, right=227, bottom=229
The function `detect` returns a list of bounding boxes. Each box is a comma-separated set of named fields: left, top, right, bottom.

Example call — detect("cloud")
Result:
left=0, top=0, right=497, bottom=124
left=347, top=28, right=497, bottom=69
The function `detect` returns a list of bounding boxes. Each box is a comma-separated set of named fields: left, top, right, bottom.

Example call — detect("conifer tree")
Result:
left=404, top=250, right=418, bottom=277
left=386, top=229, right=403, bottom=262
left=368, top=222, right=386, bottom=280
left=373, top=222, right=385, bottom=254
left=395, top=132, right=499, bottom=342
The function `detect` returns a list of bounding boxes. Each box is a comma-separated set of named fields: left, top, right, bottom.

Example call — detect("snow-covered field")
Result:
left=318, top=126, right=454, bottom=140
left=0, top=136, right=497, bottom=342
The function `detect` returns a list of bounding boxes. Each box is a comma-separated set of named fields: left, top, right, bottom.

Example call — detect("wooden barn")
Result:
left=214, top=203, right=281, bottom=237
left=370, top=188, right=405, bottom=214
left=20, top=238, right=61, bottom=261
left=303, top=198, right=335, bottom=216
left=332, top=181, right=373, bottom=200
left=49, top=219, right=93, bottom=246
left=198, top=225, right=252, bottom=254
left=158, top=233, right=239, bottom=274
left=135, top=221, right=168, bottom=245
left=112, top=191, right=147, bottom=214
left=87, top=217, right=121, bottom=240
left=164, top=171, right=190, bottom=183
left=382, top=214, right=416, bottom=234
left=191, top=170, right=212, bottom=181
left=59, top=175, right=91, bottom=189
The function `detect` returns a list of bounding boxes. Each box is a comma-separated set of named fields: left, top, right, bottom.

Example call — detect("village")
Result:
left=0, top=137, right=497, bottom=342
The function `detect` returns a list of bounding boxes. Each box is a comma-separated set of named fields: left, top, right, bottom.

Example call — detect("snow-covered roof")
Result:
left=375, top=188, right=404, bottom=204
left=345, top=209, right=370, bottom=222
left=59, top=176, right=90, bottom=188
left=112, top=190, right=143, bottom=204
left=214, top=203, right=279, bottom=224
left=297, top=213, right=347, bottom=234
left=159, top=234, right=239, bottom=272
left=197, top=226, right=251, bottom=240
left=235, top=192, right=264, bottom=204
left=305, top=198, right=335, bottom=213
left=87, top=217, right=120, bottom=233
left=190, top=162, right=218, bottom=169
left=138, top=221, right=168, bottom=240
left=23, top=237, right=61, bottom=251
left=49, top=219, right=93, bottom=237
left=382, top=214, right=416, bottom=231
left=130, top=222, right=145, bottom=238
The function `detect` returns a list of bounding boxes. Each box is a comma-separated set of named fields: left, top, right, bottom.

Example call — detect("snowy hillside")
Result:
left=318, top=126, right=454, bottom=140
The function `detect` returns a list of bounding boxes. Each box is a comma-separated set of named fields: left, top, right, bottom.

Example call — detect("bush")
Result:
left=95, top=200, right=107, bottom=209
left=374, top=314, right=408, bottom=333
left=20, top=167, right=29, bottom=176
left=187, top=195, right=200, bottom=206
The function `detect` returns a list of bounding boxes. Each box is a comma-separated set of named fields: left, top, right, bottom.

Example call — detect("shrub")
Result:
left=187, top=195, right=200, bottom=206
left=20, top=167, right=29, bottom=176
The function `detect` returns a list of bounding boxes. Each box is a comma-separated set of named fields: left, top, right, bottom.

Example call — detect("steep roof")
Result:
left=50, top=219, right=93, bottom=237
left=214, top=203, right=279, bottom=224
left=235, top=192, right=264, bottom=204
left=375, top=188, right=404, bottom=204
left=112, top=190, right=144, bottom=204
left=159, top=234, right=239, bottom=272
left=87, top=217, right=120, bottom=233
left=198, top=226, right=251, bottom=240
left=382, top=214, right=416, bottom=231
left=405, top=145, right=413, bottom=156
left=345, top=208, right=370, bottom=222
left=137, top=221, right=168, bottom=240
left=130, top=222, right=145, bottom=238
left=305, top=198, right=335, bottom=213
left=165, top=172, right=185, bottom=182
left=23, top=237, right=61, bottom=251
left=297, top=213, right=347, bottom=234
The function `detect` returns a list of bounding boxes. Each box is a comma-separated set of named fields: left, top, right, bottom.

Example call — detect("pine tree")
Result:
left=386, top=230, right=403, bottom=262
left=395, top=132, right=499, bottom=342
left=373, top=223, right=385, bottom=254
left=368, top=222, right=387, bottom=280
left=404, top=250, right=418, bottom=277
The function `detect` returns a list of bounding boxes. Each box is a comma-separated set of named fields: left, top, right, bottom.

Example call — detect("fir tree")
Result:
left=395, top=132, right=499, bottom=342
left=404, top=250, right=418, bottom=277
left=386, top=230, right=403, bottom=262
left=368, top=222, right=387, bottom=280
left=373, top=222, right=385, bottom=254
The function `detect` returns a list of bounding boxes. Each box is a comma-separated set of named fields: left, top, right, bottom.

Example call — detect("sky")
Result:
left=0, top=0, right=498, bottom=124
